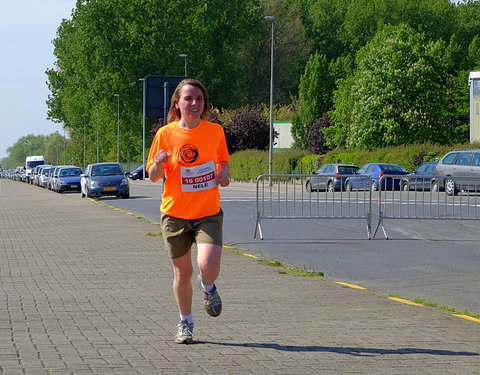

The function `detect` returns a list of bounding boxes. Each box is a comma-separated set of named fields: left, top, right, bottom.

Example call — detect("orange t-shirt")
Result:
left=146, top=120, right=230, bottom=219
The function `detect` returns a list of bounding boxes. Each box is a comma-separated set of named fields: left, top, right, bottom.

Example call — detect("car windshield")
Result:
left=60, top=168, right=82, bottom=177
left=380, top=164, right=404, bottom=173
left=26, top=160, right=44, bottom=169
left=92, top=165, right=123, bottom=176
left=338, top=166, right=359, bottom=174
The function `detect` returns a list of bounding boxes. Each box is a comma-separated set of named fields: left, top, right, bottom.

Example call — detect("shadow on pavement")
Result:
left=199, top=341, right=479, bottom=357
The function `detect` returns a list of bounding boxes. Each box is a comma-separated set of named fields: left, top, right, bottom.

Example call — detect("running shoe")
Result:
left=197, top=275, right=222, bottom=317
left=175, top=319, right=194, bottom=344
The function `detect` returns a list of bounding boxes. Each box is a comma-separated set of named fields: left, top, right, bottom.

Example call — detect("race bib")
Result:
left=181, top=161, right=217, bottom=192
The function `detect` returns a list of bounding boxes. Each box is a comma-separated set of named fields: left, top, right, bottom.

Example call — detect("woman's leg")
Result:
left=171, top=248, right=193, bottom=315
left=196, top=243, right=222, bottom=285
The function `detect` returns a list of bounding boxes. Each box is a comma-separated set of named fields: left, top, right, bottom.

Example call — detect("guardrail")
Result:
left=374, top=175, right=480, bottom=238
left=254, top=174, right=480, bottom=240
left=254, top=174, right=375, bottom=240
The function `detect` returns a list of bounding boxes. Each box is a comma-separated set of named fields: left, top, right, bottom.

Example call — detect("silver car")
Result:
left=434, top=149, right=480, bottom=195
left=306, top=164, right=359, bottom=192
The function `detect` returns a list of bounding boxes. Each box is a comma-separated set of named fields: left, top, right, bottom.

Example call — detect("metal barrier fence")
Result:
left=374, top=174, right=480, bottom=238
left=254, top=174, right=480, bottom=240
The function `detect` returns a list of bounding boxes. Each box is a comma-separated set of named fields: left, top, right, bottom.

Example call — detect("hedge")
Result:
left=229, top=142, right=480, bottom=182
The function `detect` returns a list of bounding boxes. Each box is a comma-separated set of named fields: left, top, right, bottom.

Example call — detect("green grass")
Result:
left=222, top=245, right=245, bottom=255
left=388, top=293, right=401, bottom=298
left=452, top=310, right=480, bottom=319
left=145, top=232, right=163, bottom=237
left=258, top=258, right=324, bottom=277
left=391, top=295, right=479, bottom=320
left=223, top=246, right=324, bottom=277
left=413, top=298, right=438, bottom=307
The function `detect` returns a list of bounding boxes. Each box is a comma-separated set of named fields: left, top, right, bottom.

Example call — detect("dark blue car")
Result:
left=345, top=163, right=407, bottom=191
left=80, top=162, right=130, bottom=199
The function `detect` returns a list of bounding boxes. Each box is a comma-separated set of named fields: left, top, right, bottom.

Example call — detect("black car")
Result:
left=128, top=165, right=149, bottom=180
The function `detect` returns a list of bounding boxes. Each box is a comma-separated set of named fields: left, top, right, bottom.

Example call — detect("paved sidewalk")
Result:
left=0, top=179, right=479, bottom=374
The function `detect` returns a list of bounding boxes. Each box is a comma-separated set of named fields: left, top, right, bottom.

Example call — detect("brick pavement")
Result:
left=0, top=178, right=479, bottom=374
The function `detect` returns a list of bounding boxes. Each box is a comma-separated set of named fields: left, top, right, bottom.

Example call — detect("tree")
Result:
left=46, top=0, right=261, bottom=165
left=307, top=113, right=332, bottom=155
left=291, top=51, right=333, bottom=149
left=45, top=132, right=67, bottom=165
left=329, top=24, right=458, bottom=150
left=243, top=0, right=311, bottom=105
left=223, top=107, right=270, bottom=154
left=298, top=0, right=350, bottom=61
left=6, top=134, right=50, bottom=167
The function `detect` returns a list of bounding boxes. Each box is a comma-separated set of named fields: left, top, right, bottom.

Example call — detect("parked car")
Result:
left=55, top=166, right=83, bottom=193
left=434, top=148, right=480, bottom=196
left=306, top=164, right=359, bottom=192
left=81, top=162, right=130, bottom=199
left=39, top=166, right=52, bottom=188
left=46, top=166, right=57, bottom=190
left=34, top=165, right=52, bottom=186
left=401, top=161, right=438, bottom=191
left=127, top=165, right=149, bottom=180
left=345, top=163, right=408, bottom=191
left=49, top=165, right=66, bottom=191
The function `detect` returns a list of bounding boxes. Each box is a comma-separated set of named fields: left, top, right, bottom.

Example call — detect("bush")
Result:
left=229, top=149, right=268, bottom=182
left=228, top=142, right=480, bottom=181
left=320, top=143, right=480, bottom=172
left=229, top=149, right=308, bottom=181
left=307, top=113, right=332, bottom=155
left=224, top=107, right=270, bottom=154
left=298, top=154, right=323, bottom=174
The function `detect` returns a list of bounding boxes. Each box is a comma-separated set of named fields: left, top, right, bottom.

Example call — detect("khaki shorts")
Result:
left=160, top=209, right=223, bottom=259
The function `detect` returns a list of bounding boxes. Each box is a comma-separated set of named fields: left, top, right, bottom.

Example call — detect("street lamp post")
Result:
left=114, top=94, right=120, bottom=162
left=139, top=78, right=146, bottom=180
left=265, top=16, right=275, bottom=181
left=82, top=114, right=87, bottom=169
left=179, top=54, right=188, bottom=77
left=63, top=127, right=66, bottom=164
left=96, top=122, right=99, bottom=163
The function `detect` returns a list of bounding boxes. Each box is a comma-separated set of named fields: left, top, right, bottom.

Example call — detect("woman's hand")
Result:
left=154, top=150, right=171, bottom=165
left=149, top=150, right=171, bottom=182
left=216, top=161, right=230, bottom=187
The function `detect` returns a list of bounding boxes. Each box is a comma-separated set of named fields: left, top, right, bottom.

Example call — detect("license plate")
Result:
left=70, top=185, right=78, bottom=188
left=103, top=187, right=116, bottom=191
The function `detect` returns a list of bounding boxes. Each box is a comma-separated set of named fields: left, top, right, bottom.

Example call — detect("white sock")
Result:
left=201, top=279, right=215, bottom=293
left=180, top=313, right=193, bottom=325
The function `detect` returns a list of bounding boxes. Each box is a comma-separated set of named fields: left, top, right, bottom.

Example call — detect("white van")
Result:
left=25, top=155, right=45, bottom=183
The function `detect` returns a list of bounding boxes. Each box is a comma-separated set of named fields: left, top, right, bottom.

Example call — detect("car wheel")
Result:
left=122, top=192, right=130, bottom=199
left=86, top=188, right=93, bottom=199
left=445, top=178, right=459, bottom=196
left=81, top=190, right=85, bottom=198
left=306, top=181, right=313, bottom=192
left=371, top=181, right=378, bottom=191
left=431, top=180, right=438, bottom=193
left=327, top=181, right=334, bottom=192
left=345, top=181, right=352, bottom=192
left=402, top=181, right=409, bottom=191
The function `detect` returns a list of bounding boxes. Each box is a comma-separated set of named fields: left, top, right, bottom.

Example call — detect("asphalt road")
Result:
left=67, top=180, right=480, bottom=316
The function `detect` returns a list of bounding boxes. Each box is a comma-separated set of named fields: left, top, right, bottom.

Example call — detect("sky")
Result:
left=0, top=0, right=77, bottom=159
